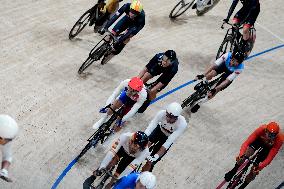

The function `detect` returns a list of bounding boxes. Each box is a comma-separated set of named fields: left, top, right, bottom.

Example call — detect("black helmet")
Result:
left=164, top=50, right=177, bottom=61
left=132, top=131, right=149, bottom=150
left=232, top=51, right=245, bottom=63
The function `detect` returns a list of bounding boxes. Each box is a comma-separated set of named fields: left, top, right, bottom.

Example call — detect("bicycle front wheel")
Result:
left=181, top=92, right=199, bottom=109
left=69, top=9, right=92, bottom=40
left=169, top=0, right=195, bottom=19
left=78, top=56, right=95, bottom=74
left=216, top=35, right=233, bottom=59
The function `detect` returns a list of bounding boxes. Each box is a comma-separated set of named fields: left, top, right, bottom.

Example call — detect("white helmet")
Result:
left=138, top=171, right=156, bottom=189
left=166, top=102, right=182, bottom=117
left=0, top=114, right=19, bottom=139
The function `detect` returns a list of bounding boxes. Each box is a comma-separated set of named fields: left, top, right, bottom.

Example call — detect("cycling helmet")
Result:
left=132, top=131, right=149, bottom=150
left=128, top=77, right=143, bottom=91
left=130, top=0, right=143, bottom=14
left=164, top=50, right=177, bottom=61
left=0, top=114, right=19, bottom=139
left=138, top=171, right=156, bottom=189
left=266, top=122, right=280, bottom=134
left=232, top=51, right=245, bottom=63
left=166, top=102, right=182, bottom=117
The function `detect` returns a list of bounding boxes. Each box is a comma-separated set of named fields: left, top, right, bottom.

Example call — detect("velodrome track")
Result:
left=0, top=0, right=283, bottom=188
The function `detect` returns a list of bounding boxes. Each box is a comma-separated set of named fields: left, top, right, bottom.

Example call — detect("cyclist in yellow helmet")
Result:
left=98, top=0, right=145, bottom=56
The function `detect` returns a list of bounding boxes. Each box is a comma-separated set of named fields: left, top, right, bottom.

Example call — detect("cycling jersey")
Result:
left=105, top=79, right=147, bottom=122
left=99, top=132, right=150, bottom=178
left=226, top=0, right=260, bottom=26
left=214, top=52, right=244, bottom=81
left=239, top=125, right=283, bottom=170
left=146, top=53, right=179, bottom=88
left=1, top=142, right=12, bottom=163
left=113, top=172, right=139, bottom=189
left=144, top=110, right=187, bottom=149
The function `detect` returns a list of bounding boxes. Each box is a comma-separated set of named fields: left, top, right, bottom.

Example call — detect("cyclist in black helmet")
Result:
left=191, top=50, right=245, bottom=113
left=137, top=50, right=179, bottom=113
left=83, top=131, right=150, bottom=189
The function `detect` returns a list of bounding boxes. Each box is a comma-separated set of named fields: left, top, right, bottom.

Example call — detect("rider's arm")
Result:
left=104, top=3, right=128, bottom=30
left=225, top=0, right=239, bottom=21
left=99, top=134, right=126, bottom=169
left=118, top=148, right=150, bottom=178
left=144, top=110, right=165, bottom=136
left=203, top=53, right=228, bottom=76
left=258, top=137, right=283, bottom=170
left=156, top=62, right=178, bottom=87
left=214, top=79, right=231, bottom=92
left=121, top=89, right=147, bottom=122
left=162, top=117, right=187, bottom=150
left=137, top=67, right=148, bottom=79
left=105, top=79, right=129, bottom=106
left=239, top=125, right=265, bottom=157
left=2, top=142, right=13, bottom=163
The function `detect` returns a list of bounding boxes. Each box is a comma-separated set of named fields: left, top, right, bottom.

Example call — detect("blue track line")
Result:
left=51, top=44, right=284, bottom=189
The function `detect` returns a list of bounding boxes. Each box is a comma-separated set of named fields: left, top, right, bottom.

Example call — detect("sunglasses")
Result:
left=266, top=131, right=277, bottom=139
left=166, top=112, right=178, bottom=120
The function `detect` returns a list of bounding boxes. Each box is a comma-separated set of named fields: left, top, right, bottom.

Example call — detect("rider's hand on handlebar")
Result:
left=98, top=28, right=106, bottom=35
left=195, top=74, right=205, bottom=80
left=252, top=166, right=260, bottom=175
left=94, top=169, right=103, bottom=176
left=223, top=18, right=229, bottom=23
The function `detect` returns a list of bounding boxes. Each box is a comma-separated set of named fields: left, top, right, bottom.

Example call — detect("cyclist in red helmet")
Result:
left=83, top=131, right=150, bottom=189
left=92, top=77, right=147, bottom=132
left=224, top=122, right=283, bottom=189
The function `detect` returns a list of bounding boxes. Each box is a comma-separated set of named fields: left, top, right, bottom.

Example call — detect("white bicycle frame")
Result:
left=196, top=0, right=215, bottom=11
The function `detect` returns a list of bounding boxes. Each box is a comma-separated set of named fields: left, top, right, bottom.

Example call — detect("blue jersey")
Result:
left=113, top=172, right=140, bottom=189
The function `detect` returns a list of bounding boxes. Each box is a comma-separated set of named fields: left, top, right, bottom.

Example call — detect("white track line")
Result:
left=255, top=21, right=284, bottom=43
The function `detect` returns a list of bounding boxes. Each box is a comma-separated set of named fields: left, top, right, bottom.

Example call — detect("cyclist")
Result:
left=224, top=122, right=283, bottom=189
left=137, top=50, right=179, bottom=113
left=0, top=114, right=19, bottom=182
left=142, top=102, right=188, bottom=171
left=93, top=0, right=124, bottom=30
left=223, top=0, right=260, bottom=54
left=98, top=0, right=145, bottom=58
left=113, top=171, right=156, bottom=189
left=92, top=77, right=147, bottom=132
left=191, top=50, right=245, bottom=113
left=83, top=131, right=150, bottom=189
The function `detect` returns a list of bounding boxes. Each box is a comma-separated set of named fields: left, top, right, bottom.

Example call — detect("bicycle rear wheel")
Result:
left=78, top=56, right=96, bottom=74
left=169, top=0, right=195, bottom=19
left=216, top=35, right=233, bottom=59
left=69, top=9, right=93, bottom=40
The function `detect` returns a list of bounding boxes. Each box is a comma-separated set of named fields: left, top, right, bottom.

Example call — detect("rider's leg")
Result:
left=224, top=147, right=255, bottom=181
left=92, top=99, right=123, bottom=129
left=205, top=69, right=217, bottom=80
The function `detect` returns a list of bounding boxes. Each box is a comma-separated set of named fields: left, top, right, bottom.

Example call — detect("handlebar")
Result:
left=104, top=104, right=124, bottom=117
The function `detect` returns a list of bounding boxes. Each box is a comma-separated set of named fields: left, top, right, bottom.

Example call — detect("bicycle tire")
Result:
left=69, top=9, right=93, bottom=40
left=196, top=0, right=221, bottom=16
left=181, top=91, right=199, bottom=109
left=78, top=56, right=95, bottom=74
left=77, top=140, right=96, bottom=160
left=216, top=35, right=233, bottom=59
left=169, top=0, right=195, bottom=19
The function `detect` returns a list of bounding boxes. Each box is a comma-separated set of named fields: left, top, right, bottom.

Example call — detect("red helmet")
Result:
left=128, top=77, right=143, bottom=91
left=266, top=122, right=280, bottom=134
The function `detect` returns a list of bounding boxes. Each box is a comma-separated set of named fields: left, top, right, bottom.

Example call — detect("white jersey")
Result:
left=99, top=132, right=150, bottom=178
left=145, top=110, right=188, bottom=149
left=105, top=79, right=147, bottom=122
left=1, top=142, right=13, bottom=162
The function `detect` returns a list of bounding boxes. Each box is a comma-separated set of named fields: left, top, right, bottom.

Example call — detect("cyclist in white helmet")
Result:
left=113, top=171, right=156, bottom=189
left=142, top=102, right=188, bottom=171
left=0, top=114, right=19, bottom=182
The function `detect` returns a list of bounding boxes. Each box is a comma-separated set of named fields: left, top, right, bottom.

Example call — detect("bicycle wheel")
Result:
left=169, top=0, right=195, bottom=19
left=216, top=35, right=233, bottom=59
left=69, top=9, right=93, bottom=40
left=78, top=56, right=95, bottom=74
left=196, top=0, right=221, bottom=16
left=181, top=92, right=199, bottom=109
